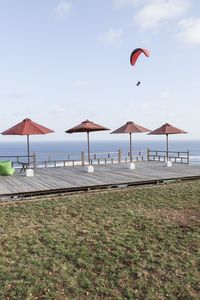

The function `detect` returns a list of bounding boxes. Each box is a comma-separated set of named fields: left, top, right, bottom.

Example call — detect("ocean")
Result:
left=0, top=140, right=199, bottom=164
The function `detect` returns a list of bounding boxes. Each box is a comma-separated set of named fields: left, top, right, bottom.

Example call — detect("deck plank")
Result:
left=0, top=161, right=200, bottom=196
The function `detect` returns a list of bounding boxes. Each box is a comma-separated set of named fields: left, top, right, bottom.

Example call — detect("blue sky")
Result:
left=0, top=0, right=200, bottom=141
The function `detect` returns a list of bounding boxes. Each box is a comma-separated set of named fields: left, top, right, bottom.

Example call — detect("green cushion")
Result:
left=0, top=161, right=15, bottom=176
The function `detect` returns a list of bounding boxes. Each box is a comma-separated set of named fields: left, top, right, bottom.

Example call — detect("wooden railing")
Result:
left=27, top=150, right=147, bottom=168
left=147, top=149, right=189, bottom=164
left=34, top=152, right=82, bottom=168
left=0, top=149, right=190, bottom=169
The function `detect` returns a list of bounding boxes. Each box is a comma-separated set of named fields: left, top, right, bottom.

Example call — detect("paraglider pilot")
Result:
left=130, top=48, right=150, bottom=87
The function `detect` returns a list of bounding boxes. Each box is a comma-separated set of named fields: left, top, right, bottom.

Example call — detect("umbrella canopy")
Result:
left=2, top=118, right=54, bottom=165
left=148, top=123, right=187, bottom=135
left=148, top=123, right=187, bottom=159
left=111, top=121, right=150, bottom=162
left=66, top=120, right=109, bottom=164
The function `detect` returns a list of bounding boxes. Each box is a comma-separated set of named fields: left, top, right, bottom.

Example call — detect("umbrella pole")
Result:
left=166, top=134, right=169, bottom=161
left=27, top=134, right=30, bottom=166
left=129, top=133, right=132, bottom=162
left=87, top=131, right=90, bottom=165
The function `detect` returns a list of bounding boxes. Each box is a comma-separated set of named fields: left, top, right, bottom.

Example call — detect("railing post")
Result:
left=81, top=151, right=85, bottom=166
left=33, top=153, right=36, bottom=169
left=147, top=148, right=150, bottom=161
left=118, top=149, right=122, bottom=163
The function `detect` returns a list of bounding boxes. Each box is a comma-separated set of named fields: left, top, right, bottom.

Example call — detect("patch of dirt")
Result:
left=158, top=208, right=200, bottom=227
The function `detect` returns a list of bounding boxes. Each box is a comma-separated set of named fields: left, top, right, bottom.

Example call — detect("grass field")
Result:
left=0, top=181, right=199, bottom=299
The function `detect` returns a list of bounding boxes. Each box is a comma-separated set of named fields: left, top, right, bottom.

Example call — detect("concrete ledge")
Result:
left=25, top=169, right=34, bottom=177
left=84, top=165, right=94, bottom=173
left=167, top=161, right=172, bottom=167
left=129, top=162, right=136, bottom=170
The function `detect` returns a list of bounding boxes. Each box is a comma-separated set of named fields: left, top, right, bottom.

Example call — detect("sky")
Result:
left=0, top=0, right=200, bottom=141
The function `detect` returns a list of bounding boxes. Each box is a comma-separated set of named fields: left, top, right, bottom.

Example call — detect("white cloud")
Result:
left=73, top=80, right=88, bottom=87
left=141, top=102, right=150, bottom=110
left=135, top=0, right=190, bottom=30
left=177, top=18, right=200, bottom=45
left=98, top=28, right=123, bottom=44
left=161, top=91, right=169, bottom=98
left=112, top=0, right=140, bottom=9
left=5, top=90, right=32, bottom=99
left=53, top=106, right=65, bottom=113
left=55, top=1, right=72, bottom=20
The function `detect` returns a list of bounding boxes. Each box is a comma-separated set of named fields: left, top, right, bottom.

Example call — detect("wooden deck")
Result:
left=0, top=161, right=200, bottom=198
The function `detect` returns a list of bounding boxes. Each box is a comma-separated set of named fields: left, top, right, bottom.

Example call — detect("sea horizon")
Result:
left=0, top=139, right=199, bottom=164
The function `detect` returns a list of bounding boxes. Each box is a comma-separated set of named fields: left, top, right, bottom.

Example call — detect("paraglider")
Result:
left=130, top=48, right=150, bottom=66
left=130, top=48, right=150, bottom=86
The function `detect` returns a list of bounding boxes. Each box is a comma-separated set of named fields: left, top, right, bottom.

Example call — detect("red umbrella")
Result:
left=66, top=120, right=109, bottom=164
left=148, top=123, right=187, bottom=159
left=2, top=118, right=54, bottom=165
left=111, top=121, right=150, bottom=162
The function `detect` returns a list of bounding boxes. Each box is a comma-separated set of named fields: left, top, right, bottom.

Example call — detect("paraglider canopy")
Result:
left=130, top=48, right=150, bottom=66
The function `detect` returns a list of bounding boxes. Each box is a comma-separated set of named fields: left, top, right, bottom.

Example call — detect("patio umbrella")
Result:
left=111, top=121, right=150, bottom=162
left=66, top=120, right=109, bottom=164
left=2, top=118, right=54, bottom=165
left=148, top=123, right=187, bottom=159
